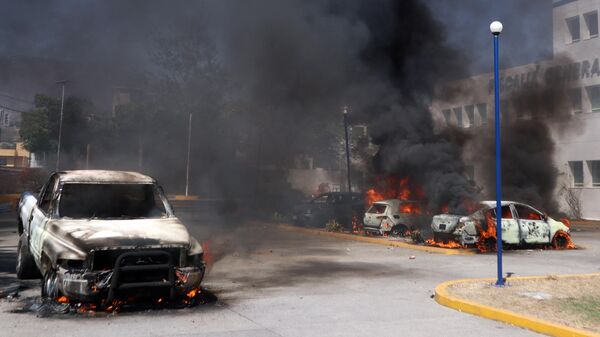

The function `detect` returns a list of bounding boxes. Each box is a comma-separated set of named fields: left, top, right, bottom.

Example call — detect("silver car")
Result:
left=431, top=201, right=572, bottom=249
left=363, top=199, right=424, bottom=236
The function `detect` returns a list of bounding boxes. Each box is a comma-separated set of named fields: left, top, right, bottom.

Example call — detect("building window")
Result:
left=453, top=107, right=462, bottom=127
left=442, top=109, right=452, bottom=125
left=569, top=161, right=583, bottom=187
left=464, top=105, right=474, bottom=128
left=589, top=160, right=600, bottom=187
left=566, top=16, right=581, bottom=43
left=568, top=88, right=582, bottom=114
left=584, top=11, right=599, bottom=38
left=477, top=103, right=487, bottom=126
left=587, top=85, right=600, bottom=112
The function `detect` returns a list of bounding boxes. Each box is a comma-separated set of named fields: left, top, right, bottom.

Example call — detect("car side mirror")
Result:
left=542, top=213, right=548, bottom=221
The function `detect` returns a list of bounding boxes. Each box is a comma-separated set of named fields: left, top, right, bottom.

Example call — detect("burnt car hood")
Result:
left=46, top=217, right=192, bottom=252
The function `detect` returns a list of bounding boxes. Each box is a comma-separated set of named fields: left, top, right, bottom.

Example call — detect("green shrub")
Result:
left=325, top=219, right=344, bottom=232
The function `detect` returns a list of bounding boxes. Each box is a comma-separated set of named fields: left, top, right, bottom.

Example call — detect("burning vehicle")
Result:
left=291, top=192, right=364, bottom=228
left=430, top=201, right=573, bottom=250
left=362, top=199, right=425, bottom=236
left=15, top=170, right=205, bottom=306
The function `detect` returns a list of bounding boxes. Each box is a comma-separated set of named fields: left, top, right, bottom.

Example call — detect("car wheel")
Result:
left=42, top=268, right=60, bottom=300
left=481, top=237, right=497, bottom=253
left=390, top=224, right=408, bottom=237
left=552, top=231, right=572, bottom=250
left=16, top=234, right=41, bottom=280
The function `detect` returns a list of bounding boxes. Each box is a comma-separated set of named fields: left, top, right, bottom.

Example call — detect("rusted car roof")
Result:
left=57, top=170, right=155, bottom=184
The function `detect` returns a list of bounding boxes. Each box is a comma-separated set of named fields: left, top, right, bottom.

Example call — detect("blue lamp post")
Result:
left=490, top=20, right=504, bottom=286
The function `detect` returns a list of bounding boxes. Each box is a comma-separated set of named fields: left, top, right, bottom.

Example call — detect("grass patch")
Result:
left=562, top=296, right=600, bottom=324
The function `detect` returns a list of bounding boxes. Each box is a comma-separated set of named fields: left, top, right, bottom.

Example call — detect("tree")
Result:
left=20, top=107, right=52, bottom=154
left=20, top=94, right=95, bottom=167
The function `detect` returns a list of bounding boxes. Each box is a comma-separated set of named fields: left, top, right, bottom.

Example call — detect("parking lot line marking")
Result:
left=435, top=274, right=600, bottom=337
left=277, top=224, right=475, bottom=255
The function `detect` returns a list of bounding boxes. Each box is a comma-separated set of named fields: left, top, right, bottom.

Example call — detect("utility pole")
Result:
left=85, top=144, right=90, bottom=169
left=185, top=112, right=192, bottom=196
left=343, top=106, right=352, bottom=193
left=55, top=80, right=68, bottom=171
left=490, top=20, right=504, bottom=287
left=138, top=135, right=143, bottom=171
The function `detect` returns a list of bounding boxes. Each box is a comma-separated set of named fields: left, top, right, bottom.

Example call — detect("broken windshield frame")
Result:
left=56, top=182, right=174, bottom=219
left=367, top=204, right=387, bottom=214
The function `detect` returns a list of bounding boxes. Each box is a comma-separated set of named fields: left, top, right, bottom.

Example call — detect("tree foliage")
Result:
left=20, top=93, right=94, bottom=165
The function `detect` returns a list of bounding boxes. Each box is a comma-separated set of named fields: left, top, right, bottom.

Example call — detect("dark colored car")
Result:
left=291, top=192, right=364, bottom=228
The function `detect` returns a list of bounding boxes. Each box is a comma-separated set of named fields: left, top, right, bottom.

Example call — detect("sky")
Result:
left=0, top=0, right=553, bottom=76
left=427, top=0, right=554, bottom=74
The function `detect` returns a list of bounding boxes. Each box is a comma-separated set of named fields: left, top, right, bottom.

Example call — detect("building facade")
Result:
left=432, top=0, right=600, bottom=219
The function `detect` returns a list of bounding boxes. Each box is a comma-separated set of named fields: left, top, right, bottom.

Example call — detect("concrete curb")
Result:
left=168, top=195, right=200, bottom=201
left=278, top=224, right=475, bottom=255
left=435, top=273, right=600, bottom=337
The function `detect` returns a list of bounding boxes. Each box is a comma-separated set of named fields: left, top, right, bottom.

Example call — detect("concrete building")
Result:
left=432, top=0, right=600, bottom=219
left=0, top=142, right=30, bottom=168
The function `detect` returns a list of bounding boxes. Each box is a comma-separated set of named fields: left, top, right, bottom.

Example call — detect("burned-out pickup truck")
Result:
left=16, top=170, right=205, bottom=304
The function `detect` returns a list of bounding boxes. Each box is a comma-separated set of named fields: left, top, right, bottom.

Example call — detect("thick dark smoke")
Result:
left=0, top=0, right=559, bottom=217
left=475, top=57, right=580, bottom=214
left=352, top=1, right=476, bottom=212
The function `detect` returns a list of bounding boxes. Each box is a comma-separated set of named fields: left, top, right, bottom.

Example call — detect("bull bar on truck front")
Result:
left=57, top=249, right=205, bottom=304
left=106, top=250, right=176, bottom=305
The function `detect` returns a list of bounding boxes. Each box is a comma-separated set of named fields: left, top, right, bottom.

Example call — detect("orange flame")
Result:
left=186, top=288, right=199, bottom=299
left=552, top=230, right=575, bottom=249
left=365, top=176, right=424, bottom=206
left=399, top=202, right=422, bottom=214
left=425, top=238, right=462, bottom=249
left=475, top=211, right=497, bottom=253
left=56, top=296, right=69, bottom=303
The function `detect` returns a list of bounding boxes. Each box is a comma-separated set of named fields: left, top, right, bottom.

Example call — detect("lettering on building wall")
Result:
left=488, top=57, right=600, bottom=95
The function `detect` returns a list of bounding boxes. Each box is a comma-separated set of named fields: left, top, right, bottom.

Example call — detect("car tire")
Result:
left=16, top=234, right=41, bottom=280
left=42, top=268, right=60, bottom=300
left=390, top=224, right=408, bottom=237
left=481, top=237, right=497, bottom=253
left=552, top=231, right=571, bottom=250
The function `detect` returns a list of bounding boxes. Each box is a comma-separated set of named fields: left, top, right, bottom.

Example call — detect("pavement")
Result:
left=0, top=209, right=599, bottom=337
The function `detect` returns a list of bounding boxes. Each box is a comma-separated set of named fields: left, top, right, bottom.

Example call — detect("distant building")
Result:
left=0, top=142, right=30, bottom=167
left=432, top=0, right=600, bottom=219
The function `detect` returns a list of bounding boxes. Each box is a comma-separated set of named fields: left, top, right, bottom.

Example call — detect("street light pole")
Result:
left=343, top=106, right=352, bottom=193
left=490, top=21, right=504, bottom=287
left=55, top=80, right=68, bottom=171
left=185, top=112, right=192, bottom=197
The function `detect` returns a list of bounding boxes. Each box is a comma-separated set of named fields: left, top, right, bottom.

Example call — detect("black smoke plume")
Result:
left=475, top=57, right=580, bottom=214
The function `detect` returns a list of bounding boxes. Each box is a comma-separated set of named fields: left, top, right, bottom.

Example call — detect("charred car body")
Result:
left=16, top=170, right=205, bottom=304
left=291, top=192, right=364, bottom=228
left=431, top=201, right=572, bottom=249
left=363, top=199, right=425, bottom=236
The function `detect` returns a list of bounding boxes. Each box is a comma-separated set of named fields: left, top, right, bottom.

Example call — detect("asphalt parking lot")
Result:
left=0, top=211, right=598, bottom=337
